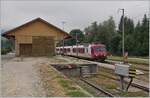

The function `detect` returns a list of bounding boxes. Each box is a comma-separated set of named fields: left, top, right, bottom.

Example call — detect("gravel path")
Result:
left=1, top=57, right=47, bottom=97
left=1, top=52, right=16, bottom=65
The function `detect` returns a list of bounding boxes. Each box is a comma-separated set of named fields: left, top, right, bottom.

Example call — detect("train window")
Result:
left=60, top=48, right=62, bottom=51
left=79, top=48, right=84, bottom=53
left=95, top=47, right=106, bottom=51
left=73, top=48, right=85, bottom=53
left=73, top=48, right=75, bottom=53
left=78, top=48, right=81, bottom=53
left=79, top=48, right=81, bottom=53
left=64, top=48, right=67, bottom=53
left=82, top=48, right=85, bottom=53
left=67, top=48, right=70, bottom=52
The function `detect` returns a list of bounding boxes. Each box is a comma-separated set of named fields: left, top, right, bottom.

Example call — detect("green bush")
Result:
left=1, top=48, right=7, bottom=55
left=1, top=48, right=12, bottom=55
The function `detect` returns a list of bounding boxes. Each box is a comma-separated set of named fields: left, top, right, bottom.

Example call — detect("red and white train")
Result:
left=56, top=43, right=107, bottom=61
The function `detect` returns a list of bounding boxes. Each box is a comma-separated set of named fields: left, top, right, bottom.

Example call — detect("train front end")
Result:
left=91, top=44, right=107, bottom=61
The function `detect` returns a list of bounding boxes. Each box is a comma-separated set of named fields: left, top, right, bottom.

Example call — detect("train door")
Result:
left=84, top=47, right=89, bottom=57
left=70, top=46, right=73, bottom=55
left=88, top=47, right=91, bottom=55
left=85, top=47, right=88, bottom=53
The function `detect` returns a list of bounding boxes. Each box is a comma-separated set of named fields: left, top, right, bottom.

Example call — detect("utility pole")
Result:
left=118, top=8, right=126, bottom=91
left=119, top=8, right=125, bottom=61
left=76, top=32, right=78, bottom=57
left=61, top=21, right=66, bottom=55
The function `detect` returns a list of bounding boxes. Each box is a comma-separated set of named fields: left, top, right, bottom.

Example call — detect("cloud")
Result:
left=1, top=0, right=149, bottom=32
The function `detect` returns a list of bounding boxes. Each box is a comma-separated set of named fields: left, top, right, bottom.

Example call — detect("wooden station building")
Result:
left=2, top=18, right=70, bottom=56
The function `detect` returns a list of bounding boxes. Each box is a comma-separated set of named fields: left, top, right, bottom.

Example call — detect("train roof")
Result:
left=72, top=45, right=84, bottom=48
left=64, top=46, right=72, bottom=48
left=56, top=46, right=72, bottom=48
left=90, top=43, right=105, bottom=47
left=56, top=43, right=105, bottom=48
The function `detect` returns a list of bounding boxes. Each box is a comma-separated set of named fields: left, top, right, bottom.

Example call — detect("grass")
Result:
left=59, top=79, right=90, bottom=97
left=99, top=61, right=149, bottom=83
left=59, top=79, right=77, bottom=90
left=98, top=67, right=117, bottom=79
left=92, top=66, right=148, bottom=97
left=108, top=56, right=149, bottom=65
left=73, top=78, right=99, bottom=96
left=88, top=75, right=118, bottom=90
left=83, top=67, right=118, bottom=91
left=98, top=66, right=149, bottom=89
left=59, top=79, right=70, bottom=88
left=104, top=83, right=117, bottom=89
left=37, top=64, right=92, bottom=97
left=67, top=91, right=88, bottom=97
left=108, top=55, right=148, bottom=59
left=37, top=59, right=148, bottom=97
left=119, top=91, right=149, bottom=97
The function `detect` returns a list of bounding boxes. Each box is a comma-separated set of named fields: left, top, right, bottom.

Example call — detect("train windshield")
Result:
left=95, top=47, right=106, bottom=52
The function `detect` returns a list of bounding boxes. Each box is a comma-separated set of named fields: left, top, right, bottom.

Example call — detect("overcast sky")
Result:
left=1, top=0, right=149, bottom=33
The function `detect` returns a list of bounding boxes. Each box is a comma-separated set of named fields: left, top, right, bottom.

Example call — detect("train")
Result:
left=56, top=43, right=107, bottom=61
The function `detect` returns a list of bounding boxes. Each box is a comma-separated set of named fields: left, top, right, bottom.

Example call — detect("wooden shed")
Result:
left=2, top=18, right=71, bottom=56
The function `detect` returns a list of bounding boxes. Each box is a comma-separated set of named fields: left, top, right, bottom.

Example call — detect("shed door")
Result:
left=32, top=36, right=55, bottom=56
left=20, top=44, right=32, bottom=56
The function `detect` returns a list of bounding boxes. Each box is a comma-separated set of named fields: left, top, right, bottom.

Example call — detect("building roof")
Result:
left=2, top=17, right=71, bottom=39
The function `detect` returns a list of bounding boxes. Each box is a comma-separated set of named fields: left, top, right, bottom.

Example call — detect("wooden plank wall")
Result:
left=32, top=36, right=55, bottom=56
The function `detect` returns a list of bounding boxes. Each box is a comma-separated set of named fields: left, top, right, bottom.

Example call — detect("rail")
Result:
left=80, top=78, right=115, bottom=97
left=99, top=73, right=149, bottom=92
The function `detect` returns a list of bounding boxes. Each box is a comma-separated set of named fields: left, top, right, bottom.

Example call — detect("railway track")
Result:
left=65, top=56, right=149, bottom=92
left=105, top=60, right=149, bottom=72
left=68, top=55, right=149, bottom=74
left=80, top=78, right=115, bottom=97
left=98, top=73, right=149, bottom=92
left=107, top=58, right=148, bottom=65
left=63, top=56, right=149, bottom=93
left=66, top=55, right=148, bottom=71
left=67, top=55, right=149, bottom=74
left=130, top=82, right=149, bottom=92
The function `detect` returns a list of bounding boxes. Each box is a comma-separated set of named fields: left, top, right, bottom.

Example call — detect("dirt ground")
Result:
left=1, top=54, right=148, bottom=97
left=1, top=56, right=91, bottom=97
left=1, top=57, right=48, bottom=97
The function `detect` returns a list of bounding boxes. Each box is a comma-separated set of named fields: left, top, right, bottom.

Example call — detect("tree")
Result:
left=65, top=29, right=84, bottom=46
left=96, top=16, right=116, bottom=50
left=84, top=21, right=98, bottom=43
left=63, top=14, right=148, bottom=56
left=109, top=34, right=121, bottom=55
left=138, top=14, right=149, bottom=55
left=1, top=37, right=13, bottom=54
left=84, top=16, right=117, bottom=53
left=118, top=14, right=149, bottom=56
left=118, top=16, right=135, bottom=55
left=118, top=16, right=134, bottom=35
